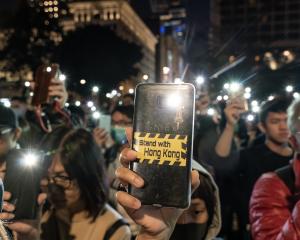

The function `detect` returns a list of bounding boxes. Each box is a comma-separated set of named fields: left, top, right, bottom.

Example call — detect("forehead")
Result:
left=266, top=112, right=287, bottom=120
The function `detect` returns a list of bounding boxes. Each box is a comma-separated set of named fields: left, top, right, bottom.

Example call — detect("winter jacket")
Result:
left=249, top=155, right=300, bottom=240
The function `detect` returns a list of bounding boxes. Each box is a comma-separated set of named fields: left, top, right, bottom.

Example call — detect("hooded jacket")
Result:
left=192, top=160, right=221, bottom=239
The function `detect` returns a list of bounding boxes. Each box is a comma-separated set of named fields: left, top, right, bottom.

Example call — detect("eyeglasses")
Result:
left=48, top=174, right=73, bottom=189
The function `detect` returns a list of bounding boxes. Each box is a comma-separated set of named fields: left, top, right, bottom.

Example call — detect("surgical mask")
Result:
left=12, top=107, right=26, bottom=118
left=111, top=126, right=127, bottom=145
left=47, top=183, right=67, bottom=209
left=171, top=223, right=208, bottom=240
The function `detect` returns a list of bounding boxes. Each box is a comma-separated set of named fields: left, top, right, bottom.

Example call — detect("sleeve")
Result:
left=197, top=128, right=239, bottom=175
left=250, top=173, right=300, bottom=240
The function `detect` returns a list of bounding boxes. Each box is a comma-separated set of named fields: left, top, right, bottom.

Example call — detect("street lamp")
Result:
left=24, top=81, right=31, bottom=87
left=80, top=79, right=86, bottom=85
left=129, top=88, right=134, bottom=94
left=163, top=67, right=170, bottom=75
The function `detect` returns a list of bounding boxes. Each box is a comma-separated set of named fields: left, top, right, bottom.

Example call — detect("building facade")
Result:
left=62, top=0, right=157, bottom=83
left=150, top=0, right=187, bottom=83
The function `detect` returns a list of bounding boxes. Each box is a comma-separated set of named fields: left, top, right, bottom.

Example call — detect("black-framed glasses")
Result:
left=48, top=174, right=73, bottom=189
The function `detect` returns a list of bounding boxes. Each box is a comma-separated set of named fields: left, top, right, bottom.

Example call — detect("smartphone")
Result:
left=129, top=83, right=195, bottom=208
left=32, top=64, right=60, bottom=106
left=3, top=149, right=45, bottom=220
left=227, top=86, right=248, bottom=111
left=99, top=114, right=111, bottom=133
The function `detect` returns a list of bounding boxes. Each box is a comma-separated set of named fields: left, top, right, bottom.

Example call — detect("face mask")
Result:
left=47, top=183, right=67, bottom=209
left=111, top=126, right=127, bottom=145
left=171, top=223, right=208, bottom=240
left=12, top=107, right=26, bottom=118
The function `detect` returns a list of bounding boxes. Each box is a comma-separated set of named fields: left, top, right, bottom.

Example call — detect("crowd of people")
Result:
left=0, top=75, right=299, bottom=240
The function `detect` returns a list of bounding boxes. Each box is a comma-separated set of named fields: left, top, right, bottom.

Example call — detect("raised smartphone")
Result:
left=129, top=83, right=195, bottom=208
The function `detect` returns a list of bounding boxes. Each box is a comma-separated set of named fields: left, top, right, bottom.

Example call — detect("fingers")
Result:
left=125, top=127, right=133, bottom=145
left=0, top=212, right=15, bottom=221
left=115, top=191, right=141, bottom=210
left=3, top=191, right=11, bottom=201
left=191, top=170, right=200, bottom=193
left=3, top=201, right=15, bottom=213
left=37, top=193, right=47, bottom=205
left=119, top=148, right=137, bottom=167
left=115, top=167, right=144, bottom=188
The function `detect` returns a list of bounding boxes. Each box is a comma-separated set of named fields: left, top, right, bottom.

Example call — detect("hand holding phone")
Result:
left=3, top=150, right=45, bottom=220
left=129, top=83, right=195, bottom=208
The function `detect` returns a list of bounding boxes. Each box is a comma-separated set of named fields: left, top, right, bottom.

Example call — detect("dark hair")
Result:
left=112, top=105, right=134, bottom=121
left=192, top=174, right=216, bottom=236
left=40, top=127, right=108, bottom=221
left=59, top=128, right=108, bottom=221
left=259, top=96, right=291, bottom=125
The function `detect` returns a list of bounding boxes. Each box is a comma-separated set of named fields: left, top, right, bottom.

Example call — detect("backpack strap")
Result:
left=275, top=165, right=295, bottom=194
left=103, top=219, right=129, bottom=240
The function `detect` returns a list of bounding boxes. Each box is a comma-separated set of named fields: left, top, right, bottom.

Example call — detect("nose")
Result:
left=279, top=120, right=288, bottom=130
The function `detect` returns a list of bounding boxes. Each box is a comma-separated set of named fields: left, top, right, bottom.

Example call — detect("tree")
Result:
left=0, top=0, right=64, bottom=79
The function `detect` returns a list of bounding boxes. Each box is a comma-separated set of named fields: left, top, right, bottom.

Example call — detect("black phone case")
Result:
left=4, top=150, right=44, bottom=220
left=129, top=83, right=195, bottom=208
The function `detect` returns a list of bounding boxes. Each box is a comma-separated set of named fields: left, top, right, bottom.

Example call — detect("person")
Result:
left=171, top=161, right=221, bottom=240
left=0, top=105, right=21, bottom=178
left=213, top=96, right=293, bottom=238
left=39, top=127, right=131, bottom=240
left=115, top=128, right=206, bottom=240
left=1, top=127, right=131, bottom=240
left=249, top=98, right=300, bottom=239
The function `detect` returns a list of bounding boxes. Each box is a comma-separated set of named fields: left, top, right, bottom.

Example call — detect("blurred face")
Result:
left=262, top=112, right=290, bottom=145
left=0, top=130, right=17, bottom=159
left=177, top=198, right=208, bottom=224
left=47, top=155, right=81, bottom=211
left=111, top=111, right=132, bottom=126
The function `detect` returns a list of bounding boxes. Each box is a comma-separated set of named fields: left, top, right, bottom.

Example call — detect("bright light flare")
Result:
left=129, top=88, right=134, bottom=94
left=92, top=111, right=100, bottom=119
left=75, top=101, right=81, bottom=107
left=247, top=114, right=255, bottom=122
left=24, top=81, right=31, bottom=87
left=92, top=86, right=99, bottom=93
left=23, top=153, right=38, bottom=167
left=59, top=74, right=66, bottom=81
left=87, top=101, right=94, bottom=108
left=166, top=95, right=182, bottom=108
left=207, top=108, right=215, bottom=116
left=196, top=76, right=205, bottom=85
left=286, top=85, right=294, bottom=93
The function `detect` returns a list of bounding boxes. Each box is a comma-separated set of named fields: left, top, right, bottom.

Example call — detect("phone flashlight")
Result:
left=22, top=151, right=40, bottom=168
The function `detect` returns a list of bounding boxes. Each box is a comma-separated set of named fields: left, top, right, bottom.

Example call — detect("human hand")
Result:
left=115, top=128, right=200, bottom=240
left=48, top=79, right=68, bottom=108
left=0, top=191, right=46, bottom=240
left=224, top=99, right=245, bottom=127
left=93, top=128, right=114, bottom=148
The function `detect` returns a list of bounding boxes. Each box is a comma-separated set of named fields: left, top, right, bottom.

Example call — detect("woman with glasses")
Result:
left=39, top=127, right=131, bottom=240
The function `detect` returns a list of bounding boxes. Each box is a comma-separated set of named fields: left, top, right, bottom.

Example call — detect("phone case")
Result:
left=32, top=64, right=59, bottom=106
left=129, top=83, right=195, bottom=208
left=4, top=150, right=45, bottom=220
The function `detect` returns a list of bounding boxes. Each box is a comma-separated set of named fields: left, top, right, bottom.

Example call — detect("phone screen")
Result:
left=99, top=114, right=111, bottom=133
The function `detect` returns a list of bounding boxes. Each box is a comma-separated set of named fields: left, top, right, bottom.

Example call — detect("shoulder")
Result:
left=100, top=205, right=131, bottom=239
left=250, top=172, right=291, bottom=206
